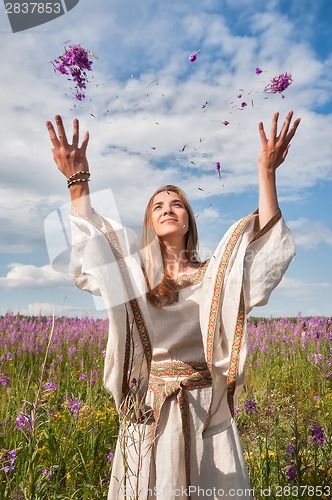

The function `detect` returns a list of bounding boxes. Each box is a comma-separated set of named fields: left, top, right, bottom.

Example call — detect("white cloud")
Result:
left=288, top=218, right=332, bottom=249
left=23, top=302, right=85, bottom=316
left=0, top=263, right=70, bottom=288
left=278, top=276, right=332, bottom=298
left=251, top=275, right=332, bottom=317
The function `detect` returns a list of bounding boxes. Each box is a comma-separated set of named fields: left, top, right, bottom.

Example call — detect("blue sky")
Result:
left=0, top=0, right=331, bottom=318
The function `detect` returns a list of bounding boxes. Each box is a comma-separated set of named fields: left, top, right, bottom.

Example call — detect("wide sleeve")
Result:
left=243, top=210, right=296, bottom=313
left=69, top=208, right=145, bottom=309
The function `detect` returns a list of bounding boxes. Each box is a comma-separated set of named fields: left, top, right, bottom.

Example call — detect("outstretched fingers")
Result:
left=258, top=121, right=268, bottom=146
left=279, top=111, right=293, bottom=143
left=80, top=130, right=90, bottom=156
left=269, top=112, right=279, bottom=144
left=46, top=120, right=60, bottom=148
left=55, top=115, right=69, bottom=146
left=72, top=118, right=79, bottom=147
left=285, top=117, right=301, bottom=144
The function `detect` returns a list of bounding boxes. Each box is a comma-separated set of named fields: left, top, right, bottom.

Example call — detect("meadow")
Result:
left=0, top=313, right=331, bottom=499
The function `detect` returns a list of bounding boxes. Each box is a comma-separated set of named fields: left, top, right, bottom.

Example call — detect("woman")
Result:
left=46, top=111, right=300, bottom=499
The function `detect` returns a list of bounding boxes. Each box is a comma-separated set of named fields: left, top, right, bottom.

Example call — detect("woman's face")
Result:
left=150, top=190, right=189, bottom=241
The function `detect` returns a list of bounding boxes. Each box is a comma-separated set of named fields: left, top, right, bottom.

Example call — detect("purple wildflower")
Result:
left=308, top=353, right=323, bottom=365
left=244, top=399, right=258, bottom=415
left=285, top=443, right=296, bottom=463
left=52, top=44, right=93, bottom=101
left=311, top=423, right=326, bottom=445
left=0, top=376, right=10, bottom=387
left=65, top=397, right=85, bottom=418
left=264, top=72, right=293, bottom=94
left=286, top=464, right=297, bottom=482
left=43, top=381, right=58, bottom=392
left=14, top=412, right=32, bottom=431
left=255, top=67, right=263, bottom=75
left=107, top=450, right=114, bottom=463
left=79, top=373, right=88, bottom=381
left=0, top=449, right=17, bottom=473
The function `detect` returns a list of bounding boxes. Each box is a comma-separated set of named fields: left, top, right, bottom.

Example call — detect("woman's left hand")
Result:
left=258, top=111, right=301, bottom=174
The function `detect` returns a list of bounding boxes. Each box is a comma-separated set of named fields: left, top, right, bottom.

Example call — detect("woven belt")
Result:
left=148, top=360, right=212, bottom=493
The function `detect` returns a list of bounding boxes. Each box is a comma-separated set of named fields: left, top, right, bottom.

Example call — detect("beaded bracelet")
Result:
left=67, top=178, right=90, bottom=188
left=67, top=170, right=90, bottom=182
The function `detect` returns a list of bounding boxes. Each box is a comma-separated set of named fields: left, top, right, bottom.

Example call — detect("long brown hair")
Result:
left=141, top=185, right=200, bottom=307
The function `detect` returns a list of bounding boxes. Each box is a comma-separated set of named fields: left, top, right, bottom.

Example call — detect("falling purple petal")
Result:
left=189, top=49, right=201, bottom=62
left=241, top=102, right=247, bottom=108
left=223, top=120, right=230, bottom=126
left=215, top=162, right=221, bottom=179
left=202, top=101, right=208, bottom=108
left=255, top=67, right=263, bottom=75
left=181, top=145, right=187, bottom=152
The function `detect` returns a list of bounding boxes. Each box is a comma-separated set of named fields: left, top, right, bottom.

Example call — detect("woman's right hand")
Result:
left=46, top=115, right=89, bottom=179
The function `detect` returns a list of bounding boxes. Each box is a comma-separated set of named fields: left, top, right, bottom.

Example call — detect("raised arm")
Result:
left=257, top=111, right=301, bottom=229
left=46, top=115, right=93, bottom=219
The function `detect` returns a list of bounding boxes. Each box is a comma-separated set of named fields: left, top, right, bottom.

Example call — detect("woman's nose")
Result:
left=163, top=207, right=174, bottom=215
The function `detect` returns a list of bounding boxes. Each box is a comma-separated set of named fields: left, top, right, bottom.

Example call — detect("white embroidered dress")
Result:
left=67, top=207, right=295, bottom=500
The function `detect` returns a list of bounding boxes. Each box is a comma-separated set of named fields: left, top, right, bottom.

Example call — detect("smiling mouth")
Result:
left=162, top=218, right=178, bottom=223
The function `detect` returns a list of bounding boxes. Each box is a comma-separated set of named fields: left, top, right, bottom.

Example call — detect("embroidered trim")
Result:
left=175, top=259, right=210, bottom=289
left=121, top=311, right=132, bottom=396
left=226, top=288, right=246, bottom=416
left=151, top=360, right=211, bottom=377
left=249, top=208, right=282, bottom=244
